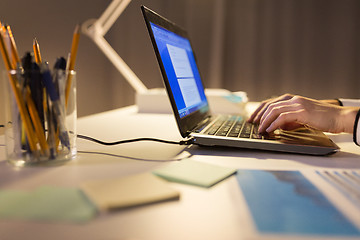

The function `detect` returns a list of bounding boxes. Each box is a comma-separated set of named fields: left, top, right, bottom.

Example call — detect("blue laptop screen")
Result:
left=150, top=22, right=208, bottom=118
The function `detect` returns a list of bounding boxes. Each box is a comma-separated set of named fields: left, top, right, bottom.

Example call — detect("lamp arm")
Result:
left=81, top=0, right=148, bottom=94
left=97, top=0, right=132, bottom=35
left=93, top=34, right=148, bottom=93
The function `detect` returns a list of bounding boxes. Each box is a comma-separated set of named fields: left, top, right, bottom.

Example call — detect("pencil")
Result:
left=65, top=24, right=80, bottom=105
left=33, top=38, right=42, bottom=63
left=68, top=24, right=80, bottom=71
left=32, top=37, right=54, bottom=154
left=7, top=26, right=47, bottom=153
left=0, top=26, right=38, bottom=152
left=1, top=22, right=27, bottom=147
left=6, top=25, right=20, bottom=68
left=6, top=25, right=49, bottom=156
left=25, top=88, right=50, bottom=156
left=32, top=38, right=49, bottom=131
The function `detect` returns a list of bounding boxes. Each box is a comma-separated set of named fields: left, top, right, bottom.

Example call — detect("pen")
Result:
left=53, top=57, right=67, bottom=107
left=45, top=92, right=56, bottom=159
left=29, top=62, right=45, bottom=129
left=22, top=63, right=49, bottom=156
left=25, top=85, right=50, bottom=157
left=15, top=51, right=49, bottom=156
left=21, top=52, right=32, bottom=84
left=53, top=57, right=67, bottom=152
left=41, top=62, right=70, bottom=150
left=20, top=53, right=33, bottom=149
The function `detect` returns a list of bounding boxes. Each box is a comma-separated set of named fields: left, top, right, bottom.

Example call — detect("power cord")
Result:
left=76, top=134, right=195, bottom=162
left=77, top=134, right=195, bottom=146
left=0, top=124, right=194, bottom=147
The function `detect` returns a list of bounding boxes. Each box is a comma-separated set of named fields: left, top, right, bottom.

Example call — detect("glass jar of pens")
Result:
left=3, top=59, right=77, bottom=166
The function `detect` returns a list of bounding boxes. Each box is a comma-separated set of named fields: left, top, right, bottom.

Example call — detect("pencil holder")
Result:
left=3, top=69, right=77, bottom=166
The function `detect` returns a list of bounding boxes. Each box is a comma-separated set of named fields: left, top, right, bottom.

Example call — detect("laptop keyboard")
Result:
left=202, top=116, right=264, bottom=140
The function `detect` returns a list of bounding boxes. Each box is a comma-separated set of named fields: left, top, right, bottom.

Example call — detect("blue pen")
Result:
left=40, top=62, right=70, bottom=150
left=19, top=52, right=34, bottom=152
left=30, top=62, right=44, bottom=128
left=53, top=57, right=67, bottom=108
left=46, top=95, right=56, bottom=159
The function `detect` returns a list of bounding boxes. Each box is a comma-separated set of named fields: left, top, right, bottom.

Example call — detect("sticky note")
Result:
left=81, top=173, right=180, bottom=210
left=0, top=186, right=97, bottom=223
left=153, top=160, right=237, bottom=188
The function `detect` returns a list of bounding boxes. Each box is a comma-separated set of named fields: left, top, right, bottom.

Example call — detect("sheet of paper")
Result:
left=236, top=170, right=360, bottom=236
left=0, top=186, right=97, bottom=223
left=81, top=173, right=180, bottom=210
left=316, top=170, right=360, bottom=208
left=153, top=160, right=237, bottom=188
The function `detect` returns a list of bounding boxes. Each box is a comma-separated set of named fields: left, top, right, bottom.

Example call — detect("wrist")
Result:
left=340, top=107, right=359, bottom=133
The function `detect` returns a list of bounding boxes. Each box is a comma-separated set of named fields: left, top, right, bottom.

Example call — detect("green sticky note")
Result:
left=0, top=186, right=97, bottom=223
left=153, top=160, right=237, bottom=188
left=0, top=190, right=30, bottom=218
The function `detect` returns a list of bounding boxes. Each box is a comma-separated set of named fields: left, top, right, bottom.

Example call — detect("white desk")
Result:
left=0, top=105, right=360, bottom=240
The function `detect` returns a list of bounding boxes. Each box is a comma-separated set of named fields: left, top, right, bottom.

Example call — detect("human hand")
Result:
left=248, top=94, right=295, bottom=124
left=248, top=94, right=358, bottom=134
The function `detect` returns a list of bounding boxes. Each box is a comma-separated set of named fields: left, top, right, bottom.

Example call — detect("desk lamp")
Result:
left=81, top=0, right=177, bottom=113
left=81, top=0, right=247, bottom=113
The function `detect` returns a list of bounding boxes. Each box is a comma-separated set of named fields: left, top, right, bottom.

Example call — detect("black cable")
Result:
left=0, top=124, right=194, bottom=146
left=0, top=122, right=195, bottom=147
left=77, top=134, right=194, bottom=146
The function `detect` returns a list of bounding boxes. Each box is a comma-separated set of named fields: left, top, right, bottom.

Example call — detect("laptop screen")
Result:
left=150, top=22, right=208, bottom=118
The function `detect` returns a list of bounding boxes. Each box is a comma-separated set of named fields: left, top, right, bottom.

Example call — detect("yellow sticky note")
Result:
left=81, top=173, right=180, bottom=210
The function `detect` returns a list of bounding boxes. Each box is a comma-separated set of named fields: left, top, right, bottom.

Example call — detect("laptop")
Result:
left=141, top=6, right=339, bottom=155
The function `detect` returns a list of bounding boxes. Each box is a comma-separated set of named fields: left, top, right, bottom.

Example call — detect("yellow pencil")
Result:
left=0, top=26, right=38, bottom=152
left=30, top=37, right=54, bottom=156
left=5, top=25, right=27, bottom=148
left=6, top=25, right=20, bottom=68
left=33, top=38, right=42, bottom=64
left=6, top=25, right=49, bottom=156
left=25, top=88, right=50, bottom=156
left=65, top=24, right=80, bottom=105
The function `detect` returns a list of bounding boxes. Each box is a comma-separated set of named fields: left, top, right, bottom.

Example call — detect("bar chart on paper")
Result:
left=236, top=170, right=360, bottom=236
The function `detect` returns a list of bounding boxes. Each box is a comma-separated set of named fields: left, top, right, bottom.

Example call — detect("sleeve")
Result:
left=338, top=99, right=360, bottom=146
left=338, top=98, right=360, bottom=107
left=354, top=109, right=360, bottom=146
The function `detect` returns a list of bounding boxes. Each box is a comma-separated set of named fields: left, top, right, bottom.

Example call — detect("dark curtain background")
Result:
left=1, top=0, right=360, bottom=123
left=112, top=0, right=360, bottom=109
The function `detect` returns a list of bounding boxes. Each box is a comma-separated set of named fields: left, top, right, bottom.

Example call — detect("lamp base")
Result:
left=136, top=88, right=248, bottom=114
